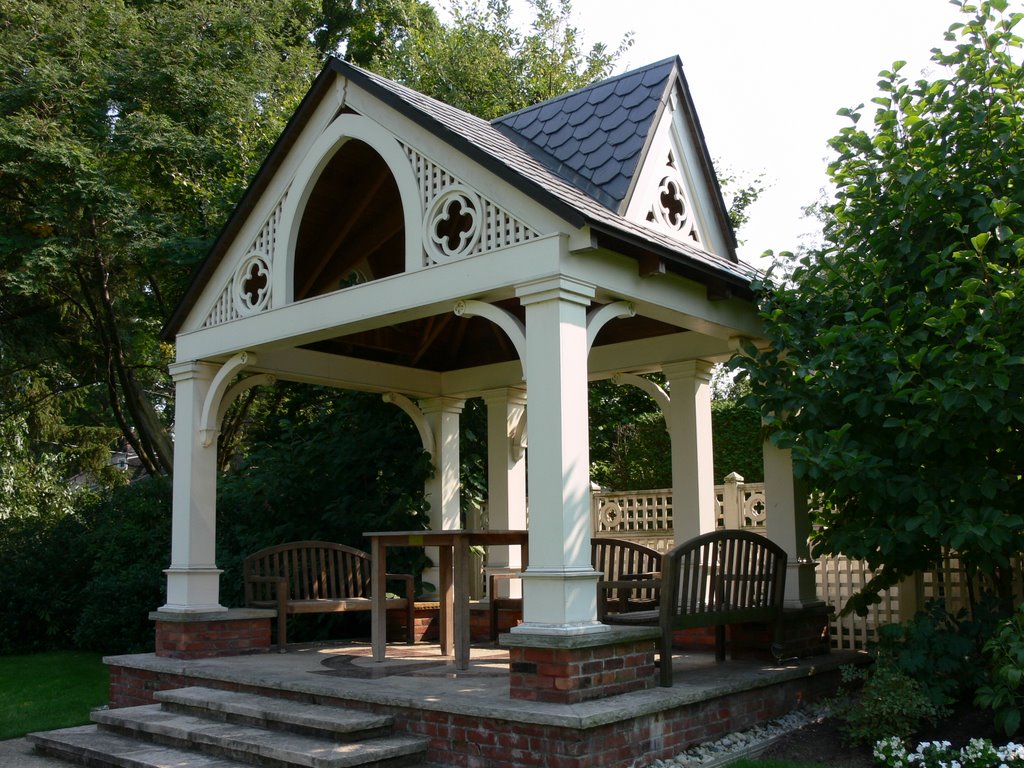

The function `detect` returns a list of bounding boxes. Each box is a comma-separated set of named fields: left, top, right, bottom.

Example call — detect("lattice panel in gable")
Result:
left=202, top=193, right=286, bottom=329
left=403, top=144, right=539, bottom=268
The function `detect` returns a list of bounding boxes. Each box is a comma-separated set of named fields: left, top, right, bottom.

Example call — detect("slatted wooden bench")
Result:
left=488, top=537, right=663, bottom=637
left=592, top=537, right=663, bottom=621
left=603, top=529, right=787, bottom=686
left=243, top=540, right=415, bottom=650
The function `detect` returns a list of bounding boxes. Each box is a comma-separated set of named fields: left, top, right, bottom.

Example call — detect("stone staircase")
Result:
left=28, top=686, right=432, bottom=767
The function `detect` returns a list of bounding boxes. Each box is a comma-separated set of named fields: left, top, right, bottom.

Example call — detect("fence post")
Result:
left=722, top=472, right=744, bottom=529
left=897, top=573, right=923, bottom=623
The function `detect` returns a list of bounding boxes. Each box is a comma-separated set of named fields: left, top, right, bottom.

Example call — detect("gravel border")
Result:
left=641, top=704, right=833, bottom=767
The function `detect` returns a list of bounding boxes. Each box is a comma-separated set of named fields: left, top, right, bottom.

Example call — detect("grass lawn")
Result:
left=0, top=651, right=108, bottom=740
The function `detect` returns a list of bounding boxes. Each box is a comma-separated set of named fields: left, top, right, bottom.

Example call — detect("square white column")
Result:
left=481, top=388, right=527, bottom=598
left=663, top=360, right=717, bottom=543
left=513, top=276, right=605, bottom=635
left=419, top=397, right=465, bottom=596
left=162, top=361, right=224, bottom=612
left=763, top=440, right=821, bottom=608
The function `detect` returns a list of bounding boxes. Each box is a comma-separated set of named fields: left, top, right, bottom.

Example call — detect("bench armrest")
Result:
left=385, top=572, right=415, bottom=600
left=597, top=578, right=661, bottom=620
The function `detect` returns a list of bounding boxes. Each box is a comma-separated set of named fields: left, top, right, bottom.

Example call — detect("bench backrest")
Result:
left=591, top=537, right=662, bottom=602
left=244, top=541, right=373, bottom=603
left=660, top=529, right=787, bottom=630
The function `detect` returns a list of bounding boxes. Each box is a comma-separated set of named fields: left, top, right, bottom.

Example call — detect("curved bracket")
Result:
left=215, top=374, right=277, bottom=429
left=586, top=301, right=635, bottom=352
left=510, top=410, right=528, bottom=463
left=382, top=392, right=435, bottom=457
left=612, top=372, right=672, bottom=422
left=200, top=351, right=257, bottom=447
left=454, top=300, right=527, bottom=380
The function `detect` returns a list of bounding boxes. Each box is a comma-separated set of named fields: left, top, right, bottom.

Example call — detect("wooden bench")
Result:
left=243, top=540, right=415, bottom=650
left=488, top=537, right=663, bottom=638
left=603, top=530, right=787, bottom=686
left=592, top=537, right=662, bottom=621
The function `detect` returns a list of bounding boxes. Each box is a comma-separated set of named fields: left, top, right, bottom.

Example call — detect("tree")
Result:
left=373, top=0, right=631, bottom=119
left=0, top=0, right=323, bottom=477
left=734, top=0, right=1024, bottom=612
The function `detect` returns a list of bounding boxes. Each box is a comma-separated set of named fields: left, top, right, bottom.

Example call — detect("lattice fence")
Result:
left=590, top=481, right=1017, bottom=650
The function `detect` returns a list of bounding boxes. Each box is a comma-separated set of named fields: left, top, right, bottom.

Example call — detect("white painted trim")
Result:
left=454, top=299, right=527, bottom=380
left=613, top=373, right=671, bottom=419
left=585, top=301, right=635, bottom=352
left=382, top=392, right=435, bottom=456
left=275, top=113, right=423, bottom=305
left=199, top=352, right=256, bottom=448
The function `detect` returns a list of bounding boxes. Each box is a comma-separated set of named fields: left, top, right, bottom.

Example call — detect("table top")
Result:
left=364, top=529, right=528, bottom=546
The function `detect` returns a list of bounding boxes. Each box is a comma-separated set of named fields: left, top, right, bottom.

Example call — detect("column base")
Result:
left=500, top=626, right=659, bottom=703
left=150, top=608, right=275, bottom=659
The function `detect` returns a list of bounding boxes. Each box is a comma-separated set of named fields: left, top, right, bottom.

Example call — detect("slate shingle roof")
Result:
left=492, top=59, right=677, bottom=212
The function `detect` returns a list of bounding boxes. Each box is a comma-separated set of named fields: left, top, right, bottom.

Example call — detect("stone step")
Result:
left=155, top=687, right=393, bottom=740
left=28, top=725, right=250, bottom=767
left=93, top=705, right=428, bottom=767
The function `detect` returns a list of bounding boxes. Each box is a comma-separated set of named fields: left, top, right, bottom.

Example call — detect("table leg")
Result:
left=439, top=545, right=453, bottom=657
left=454, top=538, right=471, bottom=670
left=371, top=538, right=386, bottom=662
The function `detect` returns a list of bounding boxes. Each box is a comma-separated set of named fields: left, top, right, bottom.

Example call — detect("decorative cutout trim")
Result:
left=202, top=192, right=287, bottom=328
left=403, top=144, right=539, bottom=268
left=645, top=150, right=701, bottom=245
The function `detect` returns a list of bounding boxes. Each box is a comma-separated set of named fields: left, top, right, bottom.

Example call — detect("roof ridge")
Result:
left=491, top=56, right=680, bottom=125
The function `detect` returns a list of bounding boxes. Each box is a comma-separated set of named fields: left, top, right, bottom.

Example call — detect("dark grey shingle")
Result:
left=584, top=142, right=616, bottom=171
left=566, top=101, right=597, bottom=126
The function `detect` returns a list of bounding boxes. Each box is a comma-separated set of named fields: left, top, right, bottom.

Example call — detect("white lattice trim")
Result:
left=403, top=144, right=539, bottom=267
left=202, top=192, right=287, bottom=329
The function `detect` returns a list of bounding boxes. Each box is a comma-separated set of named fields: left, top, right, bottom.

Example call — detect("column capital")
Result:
left=168, top=360, right=219, bottom=383
left=417, top=396, right=466, bottom=415
left=662, top=359, right=715, bottom=383
left=479, top=387, right=527, bottom=407
left=515, top=276, right=595, bottom=307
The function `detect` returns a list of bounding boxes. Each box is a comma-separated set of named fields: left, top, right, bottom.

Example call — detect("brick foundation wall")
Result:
left=106, top=657, right=843, bottom=767
left=507, top=639, right=656, bottom=704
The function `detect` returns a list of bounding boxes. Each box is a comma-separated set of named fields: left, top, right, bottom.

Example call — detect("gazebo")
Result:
left=155, top=55, right=822, bottom=700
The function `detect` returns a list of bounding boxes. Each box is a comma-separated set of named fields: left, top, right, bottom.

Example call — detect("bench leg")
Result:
left=659, top=629, right=674, bottom=687
left=715, top=625, right=726, bottom=662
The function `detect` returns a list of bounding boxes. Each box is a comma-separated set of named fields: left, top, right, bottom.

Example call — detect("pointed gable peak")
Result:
left=492, top=57, right=736, bottom=261
left=492, top=57, right=678, bottom=212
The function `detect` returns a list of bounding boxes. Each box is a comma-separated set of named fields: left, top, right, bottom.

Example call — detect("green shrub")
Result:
left=876, top=599, right=989, bottom=710
left=976, top=602, right=1024, bottom=736
left=832, top=661, right=943, bottom=746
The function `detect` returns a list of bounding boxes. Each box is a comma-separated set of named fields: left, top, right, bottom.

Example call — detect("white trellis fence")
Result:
left=590, top=475, right=993, bottom=651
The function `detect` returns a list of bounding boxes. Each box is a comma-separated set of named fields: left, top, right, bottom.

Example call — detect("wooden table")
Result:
left=365, top=529, right=528, bottom=669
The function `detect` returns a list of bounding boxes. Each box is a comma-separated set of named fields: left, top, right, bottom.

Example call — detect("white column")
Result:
left=513, top=276, right=606, bottom=635
left=481, top=387, right=527, bottom=599
left=162, top=361, right=224, bottom=612
left=419, top=397, right=465, bottom=595
left=763, top=440, right=820, bottom=608
left=663, top=360, right=717, bottom=543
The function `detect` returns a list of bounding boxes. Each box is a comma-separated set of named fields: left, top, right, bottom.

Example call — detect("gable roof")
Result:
left=492, top=58, right=676, bottom=212
left=164, top=57, right=756, bottom=340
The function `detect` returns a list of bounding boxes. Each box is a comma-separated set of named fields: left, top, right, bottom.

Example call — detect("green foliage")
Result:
left=0, top=0, right=322, bottom=476
left=732, top=1, right=1024, bottom=608
left=73, top=477, right=172, bottom=654
left=976, top=602, right=1024, bottom=737
left=0, top=651, right=107, bottom=740
left=374, top=0, right=631, bottom=119
left=875, top=600, right=993, bottom=711
left=832, top=661, right=943, bottom=747
left=590, top=377, right=763, bottom=490
left=216, top=384, right=432, bottom=610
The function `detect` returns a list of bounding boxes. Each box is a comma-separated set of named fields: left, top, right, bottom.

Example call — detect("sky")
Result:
left=499, top=0, right=969, bottom=269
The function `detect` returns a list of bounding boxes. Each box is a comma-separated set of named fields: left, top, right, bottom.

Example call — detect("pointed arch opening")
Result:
left=293, top=139, right=404, bottom=300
